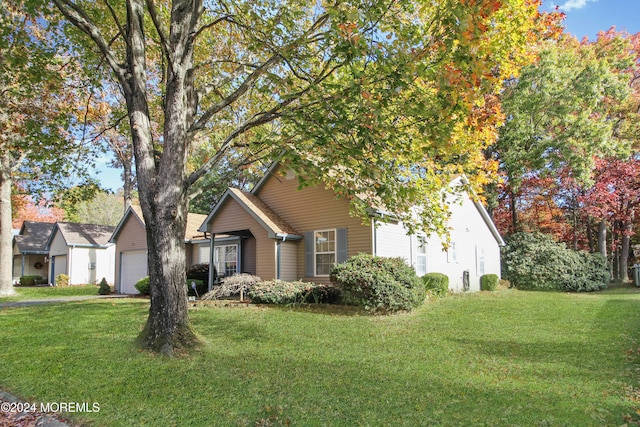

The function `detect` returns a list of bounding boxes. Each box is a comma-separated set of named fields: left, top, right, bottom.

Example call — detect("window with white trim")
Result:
left=416, top=236, right=427, bottom=276
left=314, top=229, right=336, bottom=276
left=447, top=241, right=457, bottom=263
left=213, top=244, right=238, bottom=277
left=476, top=245, right=485, bottom=276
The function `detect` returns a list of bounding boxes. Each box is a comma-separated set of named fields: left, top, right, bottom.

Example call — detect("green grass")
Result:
left=0, top=285, right=101, bottom=302
left=1, top=286, right=640, bottom=426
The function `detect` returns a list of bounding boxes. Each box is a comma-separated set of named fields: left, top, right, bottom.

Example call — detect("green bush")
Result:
left=330, top=253, right=425, bottom=313
left=502, top=232, right=608, bottom=292
left=248, top=280, right=339, bottom=305
left=55, top=274, right=70, bottom=287
left=480, top=274, right=499, bottom=291
left=98, top=277, right=111, bottom=295
left=19, top=275, right=45, bottom=286
left=135, top=276, right=150, bottom=295
left=422, top=273, right=449, bottom=297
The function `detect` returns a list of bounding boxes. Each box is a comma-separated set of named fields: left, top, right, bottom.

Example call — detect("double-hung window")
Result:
left=416, top=236, right=427, bottom=276
left=213, top=244, right=238, bottom=277
left=314, top=230, right=336, bottom=276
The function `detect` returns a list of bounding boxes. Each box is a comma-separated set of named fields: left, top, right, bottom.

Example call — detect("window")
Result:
left=476, top=246, right=485, bottom=276
left=315, top=230, right=336, bottom=276
left=416, top=236, right=427, bottom=276
left=213, top=244, right=238, bottom=276
left=447, top=241, right=457, bottom=263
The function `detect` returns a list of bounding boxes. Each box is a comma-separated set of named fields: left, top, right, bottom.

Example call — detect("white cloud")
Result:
left=556, top=0, right=597, bottom=11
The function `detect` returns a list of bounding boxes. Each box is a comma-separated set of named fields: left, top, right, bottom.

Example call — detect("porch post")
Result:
left=208, top=234, right=216, bottom=291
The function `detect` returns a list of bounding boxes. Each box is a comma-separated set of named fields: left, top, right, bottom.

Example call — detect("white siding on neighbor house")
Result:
left=64, top=246, right=115, bottom=285
left=374, top=219, right=412, bottom=262
left=371, top=188, right=502, bottom=293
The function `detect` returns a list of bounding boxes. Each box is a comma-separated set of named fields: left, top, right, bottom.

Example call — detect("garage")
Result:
left=119, top=250, right=148, bottom=294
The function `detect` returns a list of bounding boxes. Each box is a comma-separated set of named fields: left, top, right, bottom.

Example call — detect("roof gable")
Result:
left=48, top=222, right=116, bottom=248
left=111, top=205, right=209, bottom=243
left=199, top=187, right=300, bottom=239
left=13, top=222, right=55, bottom=254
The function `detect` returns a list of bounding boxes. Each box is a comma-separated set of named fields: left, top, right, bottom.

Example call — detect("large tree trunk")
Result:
left=122, top=156, right=134, bottom=212
left=597, top=218, right=607, bottom=258
left=510, top=189, right=518, bottom=233
left=619, top=221, right=632, bottom=282
left=0, top=155, right=15, bottom=296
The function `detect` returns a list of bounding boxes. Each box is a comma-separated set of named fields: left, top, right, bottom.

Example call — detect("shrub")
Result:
left=330, top=253, right=425, bottom=313
left=502, top=232, right=608, bottom=292
left=499, top=279, right=511, bottom=289
left=135, top=276, right=150, bottom=295
left=247, top=280, right=340, bottom=305
left=55, top=274, right=69, bottom=287
left=203, top=274, right=262, bottom=300
left=98, top=277, right=111, bottom=295
left=480, top=274, right=499, bottom=291
left=422, top=273, right=449, bottom=297
left=19, top=275, right=45, bottom=286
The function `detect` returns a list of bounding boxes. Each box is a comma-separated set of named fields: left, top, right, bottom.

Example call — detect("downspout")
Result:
left=275, top=234, right=288, bottom=280
left=208, top=233, right=216, bottom=291
left=69, top=245, right=74, bottom=285
left=21, top=254, right=25, bottom=277
left=372, top=218, right=377, bottom=256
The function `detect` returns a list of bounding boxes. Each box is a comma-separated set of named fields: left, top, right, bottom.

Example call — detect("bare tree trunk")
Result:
left=0, top=154, right=16, bottom=296
left=510, top=189, right=518, bottom=233
left=122, top=156, right=134, bottom=212
left=597, top=218, right=607, bottom=258
left=619, top=221, right=632, bottom=282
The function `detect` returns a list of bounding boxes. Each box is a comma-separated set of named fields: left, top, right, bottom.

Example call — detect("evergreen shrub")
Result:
left=502, top=232, right=608, bottom=292
left=422, top=273, right=449, bottom=297
left=330, top=253, right=425, bottom=313
left=480, top=274, right=499, bottom=291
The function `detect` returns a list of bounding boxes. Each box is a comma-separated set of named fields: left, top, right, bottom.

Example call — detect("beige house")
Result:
left=109, top=206, right=210, bottom=294
left=199, top=163, right=504, bottom=291
left=12, top=221, right=55, bottom=283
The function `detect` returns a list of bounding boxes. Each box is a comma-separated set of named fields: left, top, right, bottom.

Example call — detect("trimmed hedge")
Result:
left=422, top=273, right=449, bottom=297
left=135, top=276, right=150, bottom=295
left=330, top=253, right=425, bottom=313
left=480, top=274, right=499, bottom=291
left=247, top=280, right=340, bottom=305
left=19, top=275, right=45, bottom=286
left=502, top=232, right=608, bottom=292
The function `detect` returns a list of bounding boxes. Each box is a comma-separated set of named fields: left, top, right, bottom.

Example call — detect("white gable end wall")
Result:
left=372, top=192, right=502, bottom=293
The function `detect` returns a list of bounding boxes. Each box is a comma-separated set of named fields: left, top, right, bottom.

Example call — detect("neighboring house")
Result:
left=199, top=163, right=504, bottom=292
left=12, top=221, right=55, bottom=283
left=45, top=222, right=116, bottom=285
left=109, top=206, right=209, bottom=294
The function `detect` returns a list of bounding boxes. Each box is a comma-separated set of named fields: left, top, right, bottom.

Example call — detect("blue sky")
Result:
left=544, top=0, right=640, bottom=40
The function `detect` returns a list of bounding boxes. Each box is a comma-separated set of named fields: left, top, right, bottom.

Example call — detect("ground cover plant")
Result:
left=0, top=285, right=101, bottom=302
left=0, top=286, right=639, bottom=426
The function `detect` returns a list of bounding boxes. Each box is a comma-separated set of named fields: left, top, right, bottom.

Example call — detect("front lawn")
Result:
left=1, top=287, right=639, bottom=426
left=0, top=285, right=101, bottom=302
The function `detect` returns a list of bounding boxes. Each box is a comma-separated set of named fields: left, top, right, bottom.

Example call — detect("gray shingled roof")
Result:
left=55, top=222, right=116, bottom=247
left=13, top=222, right=55, bottom=254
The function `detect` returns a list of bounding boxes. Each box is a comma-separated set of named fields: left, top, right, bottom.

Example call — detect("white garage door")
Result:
left=120, top=251, right=148, bottom=294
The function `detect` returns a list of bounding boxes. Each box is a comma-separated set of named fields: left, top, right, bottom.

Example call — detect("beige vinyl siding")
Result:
left=210, top=199, right=275, bottom=280
left=114, top=216, right=147, bottom=290
left=279, top=240, right=298, bottom=281
left=242, top=238, right=257, bottom=275
left=257, top=166, right=372, bottom=283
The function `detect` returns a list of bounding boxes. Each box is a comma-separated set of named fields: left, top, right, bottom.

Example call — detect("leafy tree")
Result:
left=0, top=0, right=93, bottom=296
left=63, top=191, right=128, bottom=226
left=51, top=0, right=553, bottom=353
left=490, top=34, right=633, bottom=233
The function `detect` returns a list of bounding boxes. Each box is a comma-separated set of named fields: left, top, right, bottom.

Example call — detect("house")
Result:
left=46, top=222, right=116, bottom=285
left=199, top=163, right=504, bottom=292
left=12, top=221, right=55, bottom=283
left=109, top=206, right=209, bottom=294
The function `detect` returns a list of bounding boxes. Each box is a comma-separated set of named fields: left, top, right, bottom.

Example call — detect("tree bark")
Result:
left=122, top=156, right=134, bottom=212
left=597, top=218, right=607, bottom=258
left=0, top=154, right=16, bottom=296
left=509, top=189, right=518, bottom=233
left=619, top=221, right=632, bottom=282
